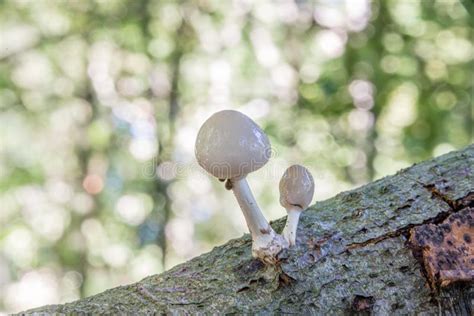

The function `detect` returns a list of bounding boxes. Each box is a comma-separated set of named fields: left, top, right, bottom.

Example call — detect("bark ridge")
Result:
left=23, top=145, right=474, bottom=315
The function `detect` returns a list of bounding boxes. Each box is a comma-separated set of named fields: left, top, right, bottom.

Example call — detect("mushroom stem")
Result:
left=282, top=207, right=303, bottom=246
left=230, top=178, right=286, bottom=262
left=230, top=177, right=273, bottom=238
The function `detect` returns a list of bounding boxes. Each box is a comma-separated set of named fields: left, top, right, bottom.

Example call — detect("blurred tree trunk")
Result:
left=136, top=0, right=192, bottom=267
left=22, top=145, right=473, bottom=315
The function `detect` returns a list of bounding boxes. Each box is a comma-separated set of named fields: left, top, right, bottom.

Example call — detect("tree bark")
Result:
left=22, top=145, right=473, bottom=315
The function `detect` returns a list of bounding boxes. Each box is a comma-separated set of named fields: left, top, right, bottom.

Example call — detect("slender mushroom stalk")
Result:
left=195, top=110, right=287, bottom=263
left=231, top=178, right=269, bottom=236
left=282, top=206, right=303, bottom=246
left=231, top=177, right=287, bottom=261
left=279, top=165, right=315, bottom=246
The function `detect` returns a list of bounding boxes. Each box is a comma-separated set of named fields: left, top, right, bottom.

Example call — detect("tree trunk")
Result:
left=22, top=145, right=473, bottom=315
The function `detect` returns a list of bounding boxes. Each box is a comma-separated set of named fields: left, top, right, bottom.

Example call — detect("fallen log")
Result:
left=23, top=145, right=473, bottom=315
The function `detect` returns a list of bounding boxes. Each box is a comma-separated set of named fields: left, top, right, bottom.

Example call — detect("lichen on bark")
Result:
left=22, top=145, right=473, bottom=315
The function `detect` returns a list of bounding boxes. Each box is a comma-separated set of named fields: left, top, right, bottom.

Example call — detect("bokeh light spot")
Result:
left=82, top=174, right=104, bottom=195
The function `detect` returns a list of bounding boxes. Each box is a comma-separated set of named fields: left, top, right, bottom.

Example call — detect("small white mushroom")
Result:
left=279, top=165, right=315, bottom=246
left=195, top=110, right=287, bottom=263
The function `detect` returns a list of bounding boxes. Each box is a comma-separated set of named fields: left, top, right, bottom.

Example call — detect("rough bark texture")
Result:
left=22, top=145, right=474, bottom=315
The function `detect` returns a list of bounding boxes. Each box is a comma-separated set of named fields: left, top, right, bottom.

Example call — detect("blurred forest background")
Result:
left=0, top=0, right=472, bottom=313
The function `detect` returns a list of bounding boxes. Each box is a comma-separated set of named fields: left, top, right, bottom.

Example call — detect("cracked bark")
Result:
left=22, top=145, right=473, bottom=315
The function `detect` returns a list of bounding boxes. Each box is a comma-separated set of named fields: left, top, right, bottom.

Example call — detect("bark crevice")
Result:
left=345, top=191, right=472, bottom=251
left=21, top=145, right=474, bottom=315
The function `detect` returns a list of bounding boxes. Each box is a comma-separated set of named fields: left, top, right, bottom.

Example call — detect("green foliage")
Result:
left=0, top=0, right=472, bottom=313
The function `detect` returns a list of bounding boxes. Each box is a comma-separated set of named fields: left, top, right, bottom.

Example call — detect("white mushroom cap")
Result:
left=195, top=110, right=271, bottom=180
left=279, top=164, right=314, bottom=210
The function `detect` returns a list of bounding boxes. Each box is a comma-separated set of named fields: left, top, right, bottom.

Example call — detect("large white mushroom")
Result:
left=279, top=164, right=314, bottom=246
left=195, top=110, right=287, bottom=263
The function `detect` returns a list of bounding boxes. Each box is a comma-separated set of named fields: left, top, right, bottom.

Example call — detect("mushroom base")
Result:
left=251, top=232, right=289, bottom=264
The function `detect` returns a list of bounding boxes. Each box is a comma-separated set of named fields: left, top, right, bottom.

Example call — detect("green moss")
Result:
left=22, top=145, right=474, bottom=315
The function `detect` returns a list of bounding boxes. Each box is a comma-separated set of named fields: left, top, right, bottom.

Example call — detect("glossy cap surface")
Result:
left=279, top=164, right=314, bottom=210
left=195, top=110, right=271, bottom=179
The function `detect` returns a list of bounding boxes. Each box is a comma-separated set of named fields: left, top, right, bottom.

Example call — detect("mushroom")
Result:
left=195, top=110, right=287, bottom=263
left=279, top=164, right=314, bottom=246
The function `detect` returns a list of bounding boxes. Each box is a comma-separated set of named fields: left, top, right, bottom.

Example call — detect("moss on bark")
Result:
left=22, top=145, right=473, bottom=315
